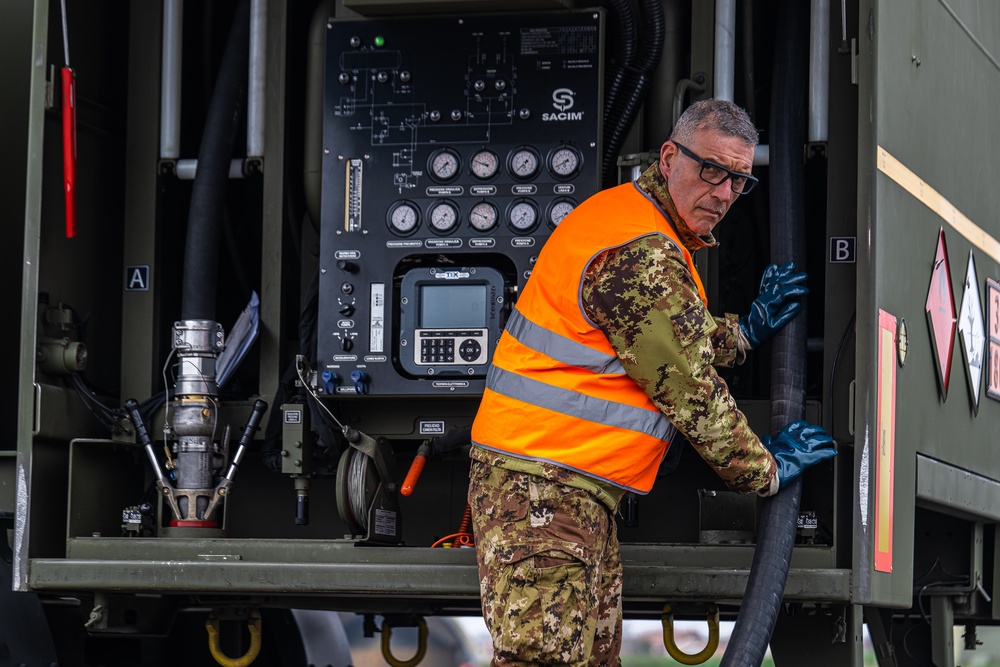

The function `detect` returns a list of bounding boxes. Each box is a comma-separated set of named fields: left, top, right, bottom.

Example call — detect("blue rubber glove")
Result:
left=760, top=420, right=837, bottom=489
left=739, top=262, right=809, bottom=348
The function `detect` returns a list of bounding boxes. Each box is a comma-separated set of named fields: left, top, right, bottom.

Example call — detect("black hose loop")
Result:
left=181, top=0, right=251, bottom=321
left=720, top=1, right=809, bottom=664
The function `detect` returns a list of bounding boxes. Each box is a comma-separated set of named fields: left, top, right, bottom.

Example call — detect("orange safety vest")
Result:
left=471, top=181, right=708, bottom=494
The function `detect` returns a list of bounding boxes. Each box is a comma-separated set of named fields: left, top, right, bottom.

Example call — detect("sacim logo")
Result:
left=551, top=88, right=575, bottom=111
left=542, top=111, right=584, bottom=121
left=544, top=88, right=583, bottom=122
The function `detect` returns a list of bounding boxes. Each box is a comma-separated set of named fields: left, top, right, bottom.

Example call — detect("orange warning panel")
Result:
left=875, top=309, right=897, bottom=573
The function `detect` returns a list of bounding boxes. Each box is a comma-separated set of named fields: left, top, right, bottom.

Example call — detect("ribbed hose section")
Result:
left=601, top=0, right=664, bottom=185
left=602, top=0, right=637, bottom=124
left=720, top=1, right=809, bottom=665
left=181, top=0, right=251, bottom=321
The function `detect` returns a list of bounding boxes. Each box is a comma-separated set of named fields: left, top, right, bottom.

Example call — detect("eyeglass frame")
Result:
left=671, top=141, right=759, bottom=195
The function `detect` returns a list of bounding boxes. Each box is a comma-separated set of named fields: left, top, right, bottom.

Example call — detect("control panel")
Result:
left=317, top=11, right=603, bottom=396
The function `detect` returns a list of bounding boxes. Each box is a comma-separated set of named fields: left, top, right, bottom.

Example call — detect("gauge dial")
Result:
left=470, top=149, right=500, bottom=180
left=387, top=201, right=420, bottom=235
left=469, top=201, right=499, bottom=231
left=507, top=199, right=539, bottom=233
left=508, top=147, right=541, bottom=180
left=428, top=200, right=460, bottom=233
left=428, top=149, right=460, bottom=182
left=547, top=198, right=576, bottom=227
left=548, top=145, right=582, bottom=179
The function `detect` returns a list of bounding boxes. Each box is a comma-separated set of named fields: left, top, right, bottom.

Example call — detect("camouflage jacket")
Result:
left=579, top=164, right=777, bottom=496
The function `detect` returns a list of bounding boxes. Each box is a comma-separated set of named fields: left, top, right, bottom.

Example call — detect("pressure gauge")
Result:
left=428, top=200, right=460, bottom=234
left=469, top=201, right=499, bottom=232
left=428, top=148, right=460, bottom=182
left=547, top=145, right=582, bottom=179
left=507, top=199, right=539, bottom=233
left=508, top=146, right=541, bottom=181
left=470, top=149, right=500, bottom=180
left=387, top=200, right=420, bottom=235
left=547, top=198, right=577, bottom=227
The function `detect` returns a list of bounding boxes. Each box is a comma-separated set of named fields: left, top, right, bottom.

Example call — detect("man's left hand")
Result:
left=739, top=262, right=808, bottom=348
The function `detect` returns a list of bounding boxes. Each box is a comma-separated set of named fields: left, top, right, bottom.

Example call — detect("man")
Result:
left=468, top=99, right=837, bottom=666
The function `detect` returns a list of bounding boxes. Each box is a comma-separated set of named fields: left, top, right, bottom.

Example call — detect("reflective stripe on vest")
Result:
left=505, top=309, right=626, bottom=376
left=486, top=364, right=678, bottom=441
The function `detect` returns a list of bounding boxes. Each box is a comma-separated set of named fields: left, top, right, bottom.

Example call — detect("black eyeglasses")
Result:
left=672, top=141, right=758, bottom=195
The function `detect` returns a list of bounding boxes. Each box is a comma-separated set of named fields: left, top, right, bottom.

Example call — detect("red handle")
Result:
left=401, top=454, right=426, bottom=497
left=61, top=67, right=76, bottom=238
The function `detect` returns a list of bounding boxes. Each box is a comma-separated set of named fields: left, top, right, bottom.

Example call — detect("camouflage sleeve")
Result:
left=582, top=234, right=777, bottom=494
left=710, top=313, right=748, bottom=368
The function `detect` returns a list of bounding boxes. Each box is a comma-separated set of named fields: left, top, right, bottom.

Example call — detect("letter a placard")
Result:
left=125, top=265, right=150, bottom=291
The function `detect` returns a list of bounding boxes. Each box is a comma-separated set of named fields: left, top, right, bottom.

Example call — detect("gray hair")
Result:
left=670, top=99, right=759, bottom=149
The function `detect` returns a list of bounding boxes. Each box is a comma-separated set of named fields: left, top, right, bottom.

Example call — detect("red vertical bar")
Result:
left=61, top=67, right=76, bottom=238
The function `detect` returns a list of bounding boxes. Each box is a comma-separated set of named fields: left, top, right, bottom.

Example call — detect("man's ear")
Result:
left=659, top=141, right=677, bottom=177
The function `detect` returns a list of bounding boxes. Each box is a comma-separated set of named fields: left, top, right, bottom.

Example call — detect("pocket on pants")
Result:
left=491, top=549, right=593, bottom=664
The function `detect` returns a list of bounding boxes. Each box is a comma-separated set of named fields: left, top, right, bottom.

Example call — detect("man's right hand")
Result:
left=761, top=420, right=837, bottom=489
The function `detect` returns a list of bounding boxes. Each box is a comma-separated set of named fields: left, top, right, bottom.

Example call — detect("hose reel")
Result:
left=335, top=425, right=402, bottom=544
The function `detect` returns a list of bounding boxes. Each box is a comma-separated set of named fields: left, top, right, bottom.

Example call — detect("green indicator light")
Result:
left=374, top=35, right=385, bottom=47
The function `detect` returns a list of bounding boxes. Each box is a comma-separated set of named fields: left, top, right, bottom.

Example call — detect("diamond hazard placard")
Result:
left=958, top=252, right=986, bottom=413
left=925, top=228, right=956, bottom=401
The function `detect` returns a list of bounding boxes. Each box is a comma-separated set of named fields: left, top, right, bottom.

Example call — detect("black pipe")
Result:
left=720, top=1, right=809, bottom=665
left=602, top=0, right=637, bottom=125
left=180, top=0, right=251, bottom=321
left=601, top=0, right=664, bottom=186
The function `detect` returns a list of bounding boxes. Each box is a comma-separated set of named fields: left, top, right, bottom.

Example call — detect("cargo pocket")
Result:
left=491, top=549, right=593, bottom=664
left=670, top=302, right=717, bottom=347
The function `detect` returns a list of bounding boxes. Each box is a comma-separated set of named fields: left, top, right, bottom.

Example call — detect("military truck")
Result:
left=4, top=0, right=1000, bottom=665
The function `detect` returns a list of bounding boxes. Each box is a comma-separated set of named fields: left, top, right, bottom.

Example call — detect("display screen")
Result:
left=419, top=284, right=487, bottom=328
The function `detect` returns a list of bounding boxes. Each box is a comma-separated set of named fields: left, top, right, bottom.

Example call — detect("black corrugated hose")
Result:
left=601, top=0, right=664, bottom=185
left=720, top=0, right=809, bottom=665
left=181, top=0, right=251, bottom=321
left=602, top=0, right=637, bottom=127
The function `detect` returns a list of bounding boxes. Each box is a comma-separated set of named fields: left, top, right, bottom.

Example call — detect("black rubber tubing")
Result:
left=602, top=0, right=637, bottom=126
left=720, top=1, right=809, bottom=665
left=601, top=0, right=664, bottom=185
left=181, top=0, right=251, bottom=321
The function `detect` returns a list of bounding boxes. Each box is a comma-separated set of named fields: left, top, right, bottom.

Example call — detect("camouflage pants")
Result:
left=468, top=459, right=623, bottom=666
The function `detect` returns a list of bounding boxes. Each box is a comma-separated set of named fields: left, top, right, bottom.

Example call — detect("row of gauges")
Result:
left=428, top=144, right=583, bottom=183
left=387, top=197, right=577, bottom=235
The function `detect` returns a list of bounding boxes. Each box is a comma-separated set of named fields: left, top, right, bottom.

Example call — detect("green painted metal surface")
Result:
left=855, top=0, right=1000, bottom=607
